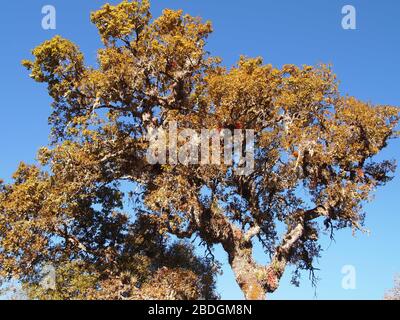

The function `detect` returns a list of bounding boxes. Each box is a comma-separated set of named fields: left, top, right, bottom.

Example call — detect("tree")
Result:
left=385, top=275, right=400, bottom=300
left=0, top=163, right=218, bottom=300
left=1, top=0, right=398, bottom=300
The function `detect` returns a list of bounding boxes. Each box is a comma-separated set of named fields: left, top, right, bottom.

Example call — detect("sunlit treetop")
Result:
left=2, top=0, right=399, bottom=300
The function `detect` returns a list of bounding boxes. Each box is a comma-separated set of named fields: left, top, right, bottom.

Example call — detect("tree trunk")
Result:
left=227, top=244, right=270, bottom=300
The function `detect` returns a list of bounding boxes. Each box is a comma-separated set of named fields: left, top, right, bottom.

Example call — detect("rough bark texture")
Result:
left=196, top=203, right=328, bottom=299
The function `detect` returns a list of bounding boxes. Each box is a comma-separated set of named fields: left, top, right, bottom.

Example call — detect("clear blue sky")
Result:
left=0, top=0, right=399, bottom=300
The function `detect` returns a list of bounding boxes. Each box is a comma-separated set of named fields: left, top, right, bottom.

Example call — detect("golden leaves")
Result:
left=9, top=0, right=400, bottom=300
left=22, top=36, right=84, bottom=83
left=91, top=0, right=151, bottom=45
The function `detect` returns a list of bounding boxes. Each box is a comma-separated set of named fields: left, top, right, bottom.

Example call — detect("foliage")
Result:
left=385, top=275, right=400, bottom=300
left=1, top=0, right=399, bottom=300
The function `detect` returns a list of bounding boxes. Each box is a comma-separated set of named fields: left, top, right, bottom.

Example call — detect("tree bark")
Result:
left=195, top=200, right=328, bottom=300
left=229, top=247, right=267, bottom=300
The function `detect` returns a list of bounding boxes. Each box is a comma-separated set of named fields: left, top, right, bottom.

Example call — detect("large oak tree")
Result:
left=1, top=0, right=398, bottom=299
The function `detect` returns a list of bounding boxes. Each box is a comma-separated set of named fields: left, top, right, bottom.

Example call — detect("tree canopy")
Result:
left=0, top=0, right=399, bottom=300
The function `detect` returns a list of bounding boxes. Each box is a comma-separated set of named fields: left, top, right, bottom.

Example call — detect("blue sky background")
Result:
left=0, top=0, right=399, bottom=299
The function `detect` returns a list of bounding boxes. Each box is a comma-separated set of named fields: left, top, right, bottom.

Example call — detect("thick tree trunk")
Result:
left=231, top=253, right=267, bottom=300
left=196, top=198, right=327, bottom=300
left=195, top=201, right=285, bottom=300
left=225, top=241, right=278, bottom=300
